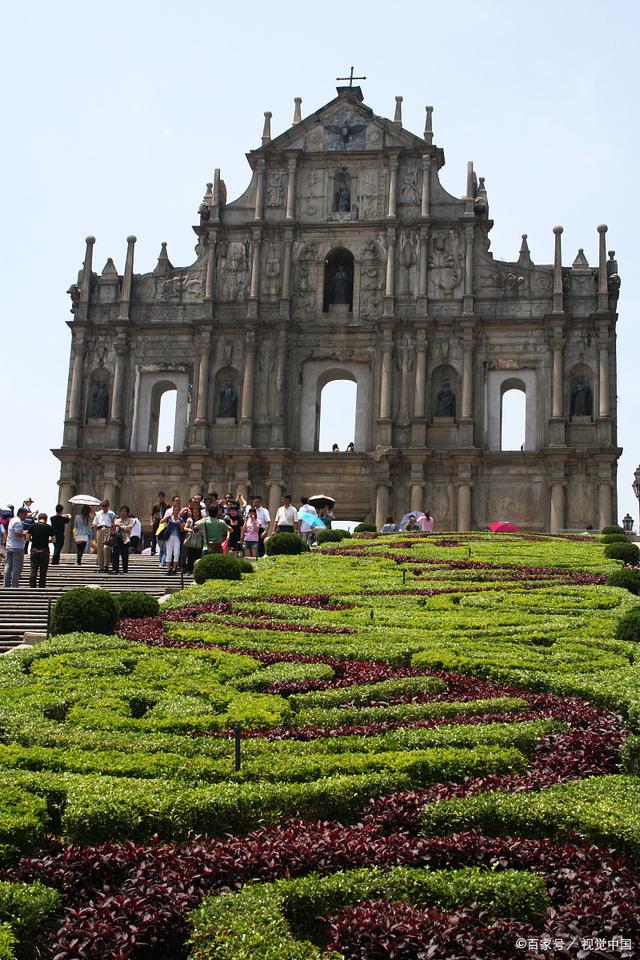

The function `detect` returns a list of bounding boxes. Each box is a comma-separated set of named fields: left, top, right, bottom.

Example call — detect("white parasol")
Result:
left=69, top=495, right=102, bottom=506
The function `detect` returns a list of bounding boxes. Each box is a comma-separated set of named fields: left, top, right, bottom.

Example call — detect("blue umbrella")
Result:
left=299, top=510, right=327, bottom=529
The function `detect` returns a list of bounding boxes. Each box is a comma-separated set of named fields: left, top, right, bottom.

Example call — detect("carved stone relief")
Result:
left=263, top=242, right=281, bottom=297
left=359, top=239, right=383, bottom=319
left=293, top=241, right=317, bottom=315
left=399, top=165, right=421, bottom=205
left=266, top=169, right=285, bottom=207
left=428, top=230, right=463, bottom=298
left=357, top=171, right=380, bottom=219
left=398, top=232, right=419, bottom=296
left=218, top=239, right=250, bottom=300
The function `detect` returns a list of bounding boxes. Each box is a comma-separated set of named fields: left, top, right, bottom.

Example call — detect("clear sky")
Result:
left=2, top=0, right=639, bottom=525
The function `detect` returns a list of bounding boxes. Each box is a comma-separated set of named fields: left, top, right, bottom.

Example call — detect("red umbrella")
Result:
left=488, top=521, right=520, bottom=533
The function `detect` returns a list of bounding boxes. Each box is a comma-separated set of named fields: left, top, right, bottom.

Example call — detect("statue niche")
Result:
left=334, top=172, right=351, bottom=213
left=323, top=248, right=354, bottom=313
left=431, top=365, right=458, bottom=420
left=88, top=374, right=110, bottom=421
left=570, top=370, right=593, bottom=420
left=214, top=367, right=240, bottom=422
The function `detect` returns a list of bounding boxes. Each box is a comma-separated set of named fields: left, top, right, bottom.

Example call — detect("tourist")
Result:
left=93, top=499, right=116, bottom=573
left=21, top=497, right=37, bottom=552
left=182, top=498, right=204, bottom=572
left=49, top=504, right=70, bottom=565
left=332, top=443, right=339, bottom=453
left=404, top=515, right=420, bottom=532
left=3, top=507, right=29, bottom=587
left=251, top=495, right=271, bottom=531
left=241, top=507, right=261, bottom=558
left=112, top=506, right=135, bottom=574
left=320, top=504, right=335, bottom=529
left=129, top=515, right=142, bottom=553
left=150, top=491, right=168, bottom=565
left=196, top=505, right=230, bottom=555
left=381, top=516, right=399, bottom=533
left=27, top=513, right=54, bottom=588
left=346, top=442, right=355, bottom=453
left=418, top=510, right=435, bottom=533
left=73, top=505, right=93, bottom=564
left=225, top=502, right=243, bottom=557
left=274, top=494, right=298, bottom=533
left=163, top=498, right=185, bottom=575
left=298, top=496, right=319, bottom=546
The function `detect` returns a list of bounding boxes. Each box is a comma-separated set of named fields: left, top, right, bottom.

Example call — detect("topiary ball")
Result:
left=315, top=529, right=352, bottom=544
left=604, top=541, right=640, bottom=565
left=607, top=568, right=640, bottom=595
left=51, top=587, right=119, bottom=637
left=116, top=591, right=160, bottom=619
left=616, top=606, right=640, bottom=643
left=265, top=533, right=309, bottom=556
left=238, top=559, right=256, bottom=573
left=600, top=533, right=630, bottom=544
left=193, top=553, right=242, bottom=583
left=353, top=522, right=377, bottom=533
left=601, top=524, right=627, bottom=535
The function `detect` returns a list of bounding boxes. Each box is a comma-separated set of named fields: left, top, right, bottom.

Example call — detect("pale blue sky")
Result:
left=2, top=0, right=639, bottom=523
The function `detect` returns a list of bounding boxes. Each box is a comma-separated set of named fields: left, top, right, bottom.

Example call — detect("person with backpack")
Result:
left=195, top=505, right=230, bottom=555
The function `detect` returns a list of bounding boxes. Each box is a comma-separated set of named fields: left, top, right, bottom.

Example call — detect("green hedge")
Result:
left=115, top=591, right=159, bottom=619
left=265, top=534, right=309, bottom=556
left=0, top=882, right=59, bottom=960
left=622, top=736, right=640, bottom=775
left=289, top=674, right=445, bottom=710
left=315, top=530, right=351, bottom=545
left=601, top=524, right=626, bottom=535
left=616, top=607, right=640, bottom=643
left=353, top=522, right=377, bottom=533
left=194, top=554, right=242, bottom=583
left=600, top=533, right=630, bottom=544
left=420, top=775, right=640, bottom=857
left=604, top=541, right=640, bottom=565
left=0, top=786, right=49, bottom=864
left=0, top=926, right=15, bottom=960
left=294, top=696, right=527, bottom=729
left=51, top=588, right=118, bottom=637
left=607, top=568, right=640, bottom=595
left=232, top=662, right=334, bottom=692
left=188, top=865, right=548, bottom=959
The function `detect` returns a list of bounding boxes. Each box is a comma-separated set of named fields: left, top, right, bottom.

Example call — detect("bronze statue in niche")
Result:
left=570, top=375, right=592, bottom=418
left=323, top=249, right=354, bottom=312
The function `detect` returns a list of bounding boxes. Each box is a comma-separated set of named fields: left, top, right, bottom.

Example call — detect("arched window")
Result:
left=323, top=248, right=354, bottom=312
left=501, top=382, right=527, bottom=451
left=148, top=380, right=178, bottom=452
left=317, top=378, right=357, bottom=451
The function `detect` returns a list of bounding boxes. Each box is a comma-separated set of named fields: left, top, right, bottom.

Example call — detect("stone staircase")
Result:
left=0, top=554, right=193, bottom=653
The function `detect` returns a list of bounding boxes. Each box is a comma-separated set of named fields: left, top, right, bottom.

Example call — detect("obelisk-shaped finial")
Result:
left=261, top=111, right=272, bottom=145
left=394, top=96, right=403, bottom=125
left=293, top=97, right=302, bottom=124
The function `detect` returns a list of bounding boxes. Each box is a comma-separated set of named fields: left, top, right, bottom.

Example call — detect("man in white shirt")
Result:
left=92, top=499, right=116, bottom=573
left=274, top=494, right=298, bottom=533
left=129, top=516, right=142, bottom=553
left=298, top=497, right=319, bottom=546
left=3, top=507, right=28, bottom=587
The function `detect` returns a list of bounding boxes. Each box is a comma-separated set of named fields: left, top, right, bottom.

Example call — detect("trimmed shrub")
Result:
left=621, top=736, right=640, bottom=775
left=601, top=524, right=626, bottom=535
left=50, top=587, right=118, bottom=638
left=353, top=522, right=377, bottom=533
left=607, top=568, right=640, bottom=595
left=0, top=925, right=15, bottom=960
left=600, top=533, right=630, bottom=544
left=615, top=606, right=640, bottom=643
left=115, top=592, right=159, bottom=619
left=315, top=529, right=351, bottom=545
left=238, top=559, right=256, bottom=573
left=0, top=881, right=59, bottom=960
left=194, top=554, right=242, bottom=584
left=0, top=787, right=49, bottom=864
left=265, top=534, right=309, bottom=556
left=604, top=541, right=640, bottom=565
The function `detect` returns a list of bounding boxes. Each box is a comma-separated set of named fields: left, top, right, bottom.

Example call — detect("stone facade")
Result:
left=54, top=85, right=622, bottom=531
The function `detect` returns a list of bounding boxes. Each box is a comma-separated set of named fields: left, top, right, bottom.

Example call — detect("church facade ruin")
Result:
left=55, top=85, right=622, bottom=530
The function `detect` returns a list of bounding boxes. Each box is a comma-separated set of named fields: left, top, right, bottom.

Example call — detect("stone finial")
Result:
left=597, top=225, right=608, bottom=299
left=597, top=224, right=608, bottom=235
left=424, top=106, right=433, bottom=144
left=153, top=242, right=173, bottom=276
left=394, top=96, right=403, bottom=125
left=126, top=235, right=137, bottom=245
left=518, top=234, right=532, bottom=267
left=466, top=161, right=475, bottom=199
left=101, top=257, right=118, bottom=278
left=293, top=97, right=302, bottom=124
left=572, top=248, right=589, bottom=269
left=85, top=235, right=96, bottom=247
left=262, top=111, right=272, bottom=145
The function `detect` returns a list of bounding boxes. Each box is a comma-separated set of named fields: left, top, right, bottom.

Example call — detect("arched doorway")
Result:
left=318, top=379, right=357, bottom=452
left=148, top=380, right=178, bottom=452
left=501, top=383, right=527, bottom=451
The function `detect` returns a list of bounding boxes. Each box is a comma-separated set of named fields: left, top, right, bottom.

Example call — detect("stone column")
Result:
left=410, top=482, right=424, bottom=514
left=78, top=236, right=95, bottom=322
left=195, top=335, right=211, bottom=427
left=599, top=337, right=610, bottom=418
left=117, top=236, right=136, bottom=322
left=461, top=341, right=473, bottom=419
left=205, top=231, right=217, bottom=301
left=58, top=478, right=75, bottom=553
left=598, top=481, right=612, bottom=530
left=457, top=482, right=472, bottom=531
left=267, top=479, right=283, bottom=529
left=239, top=329, right=256, bottom=445
left=285, top=157, right=297, bottom=221
left=110, top=336, right=128, bottom=422
left=103, top=476, right=118, bottom=507
left=552, top=339, right=564, bottom=419
left=254, top=160, right=266, bottom=221
left=420, top=155, right=431, bottom=218
left=379, top=334, right=394, bottom=421
left=413, top=337, right=427, bottom=419
left=550, top=481, right=566, bottom=533
left=463, top=224, right=474, bottom=315
left=553, top=226, right=564, bottom=314
left=384, top=229, right=396, bottom=317
left=68, top=332, right=86, bottom=422
left=375, top=483, right=390, bottom=530
left=250, top=231, right=261, bottom=300
left=597, top=224, right=608, bottom=311
left=272, top=324, right=288, bottom=446
left=280, top=231, right=293, bottom=319
left=387, top=156, right=399, bottom=218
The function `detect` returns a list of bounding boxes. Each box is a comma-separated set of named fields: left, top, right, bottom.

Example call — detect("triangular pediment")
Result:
left=255, top=88, right=430, bottom=157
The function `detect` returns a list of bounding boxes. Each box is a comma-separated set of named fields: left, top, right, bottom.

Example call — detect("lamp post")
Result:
left=623, top=514, right=634, bottom=534
left=633, top=466, right=640, bottom=533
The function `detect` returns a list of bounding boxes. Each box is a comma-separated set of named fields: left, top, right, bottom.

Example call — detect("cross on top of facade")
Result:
left=336, top=66, right=366, bottom=87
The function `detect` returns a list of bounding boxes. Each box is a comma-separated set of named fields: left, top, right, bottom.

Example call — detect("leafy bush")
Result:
left=603, top=541, right=640, bottom=564
left=232, top=661, right=334, bottom=692
left=353, top=522, right=377, bottom=533
left=115, top=591, right=159, bottom=619
left=600, top=533, right=630, bottom=544
left=189, top=865, right=548, bottom=959
left=315, top=529, right=351, bottom=545
left=289, top=674, right=445, bottom=710
left=0, top=786, right=49, bottom=863
left=0, top=881, right=59, bottom=960
left=50, top=588, right=118, bottom=637
left=601, top=524, right=626, bottom=535
left=265, top=534, right=309, bottom=556
left=194, top=554, right=242, bottom=583
left=607, top=568, right=640, bottom=595
left=621, top=736, right=640, bottom=775
left=238, top=559, right=256, bottom=573
left=0, top=926, right=15, bottom=960
left=615, top=606, right=640, bottom=642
